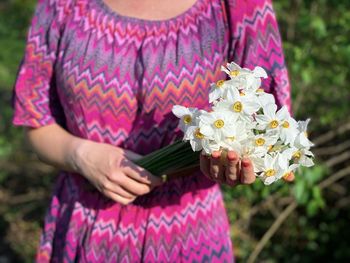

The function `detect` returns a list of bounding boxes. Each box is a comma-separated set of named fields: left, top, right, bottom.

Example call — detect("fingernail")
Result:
left=242, top=158, right=250, bottom=167
left=212, top=151, right=220, bottom=159
left=283, top=172, right=294, bottom=182
left=227, top=151, right=237, bottom=161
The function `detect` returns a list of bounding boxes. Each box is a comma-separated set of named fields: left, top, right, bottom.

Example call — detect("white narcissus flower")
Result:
left=283, top=147, right=315, bottom=167
left=221, top=62, right=268, bottom=91
left=184, top=119, right=205, bottom=151
left=247, top=133, right=279, bottom=156
left=209, top=79, right=234, bottom=103
left=221, top=61, right=251, bottom=80
left=277, top=107, right=299, bottom=145
left=199, top=111, right=237, bottom=143
left=276, top=149, right=300, bottom=178
left=252, top=66, right=268, bottom=78
left=172, top=105, right=198, bottom=132
left=294, top=119, right=314, bottom=149
left=248, top=66, right=269, bottom=91
left=257, top=154, right=284, bottom=185
left=255, top=88, right=276, bottom=108
left=214, top=87, right=260, bottom=122
left=218, top=122, right=249, bottom=152
left=255, top=104, right=290, bottom=135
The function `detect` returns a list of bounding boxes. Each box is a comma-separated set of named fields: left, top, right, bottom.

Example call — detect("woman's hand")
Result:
left=200, top=150, right=256, bottom=186
left=200, top=150, right=296, bottom=185
left=71, top=140, right=163, bottom=205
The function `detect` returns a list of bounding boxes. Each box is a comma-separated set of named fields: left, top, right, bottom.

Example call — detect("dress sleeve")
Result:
left=226, top=0, right=292, bottom=112
left=12, top=0, right=70, bottom=128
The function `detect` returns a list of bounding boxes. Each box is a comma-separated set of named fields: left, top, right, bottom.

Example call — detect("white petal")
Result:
left=209, top=89, right=221, bottom=103
left=264, top=104, right=277, bottom=118
left=258, top=93, right=275, bottom=107
left=276, top=106, right=290, bottom=120
left=199, top=114, right=214, bottom=124
left=253, top=66, right=268, bottom=78
left=255, top=114, right=270, bottom=125
left=289, top=163, right=300, bottom=171
left=190, top=139, right=203, bottom=151
left=228, top=61, right=241, bottom=71
left=252, top=158, right=265, bottom=172
left=172, top=105, right=189, bottom=118
left=199, top=125, right=214, bottom=137
left=226, top=87, right=240, bottom=101
left=302, top=157, right=314, bottom=167
left=264, top=176, right=276, bottom=185
left=222, top=125, right=236, bottom=137
left=243, top=101, right=261, bottom=114
left=304, top=149, right=314, bottom=157
left=221, top=65, right=231, bottom=75
left=278, top=154, right=289, bottom=170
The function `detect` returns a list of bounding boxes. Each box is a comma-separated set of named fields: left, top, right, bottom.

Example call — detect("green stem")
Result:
left=135, top=141, right=199, bottom=176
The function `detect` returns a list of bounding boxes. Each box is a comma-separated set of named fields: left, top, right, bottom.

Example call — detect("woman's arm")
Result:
left=25, top=124, right=162, bottom=205
left=25, top=124, right=85, bottom=173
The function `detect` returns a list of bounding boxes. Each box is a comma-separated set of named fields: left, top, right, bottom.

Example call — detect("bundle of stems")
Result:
left=135, top=140, right=200, bottom=176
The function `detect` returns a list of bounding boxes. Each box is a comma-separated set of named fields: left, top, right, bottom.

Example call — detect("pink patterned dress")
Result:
left=12, top=0, right=291, bottom=262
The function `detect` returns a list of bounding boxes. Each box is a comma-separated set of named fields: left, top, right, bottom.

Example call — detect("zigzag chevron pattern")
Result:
left=12, top=0, right=292, bottom=261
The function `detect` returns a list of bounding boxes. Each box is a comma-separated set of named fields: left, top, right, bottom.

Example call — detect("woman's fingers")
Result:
left=283, top=172, right=295, bottom=182
left=108, top=171, right=152, bottom=196
left=225, top=151, right=240, bottom=185
left=201, top=151, right=257, bottom=186
left=211, top=151, right=224, bottom=181
left=104, top=180, right=136, bottom=199
left=240, top=158, right=256, bottom=184
left=123, top=164, right=162, bottom=187
left=104, top=190, right=136, bottom=205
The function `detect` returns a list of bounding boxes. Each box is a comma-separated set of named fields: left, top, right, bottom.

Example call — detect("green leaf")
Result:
left=307, top=200, right=320, bottom=217
left=294, top=179, right=307, bottom=204
left=312, top=186, right=322, bottom=201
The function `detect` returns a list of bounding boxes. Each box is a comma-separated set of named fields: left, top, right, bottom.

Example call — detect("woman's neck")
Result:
left=102, top=0, right=198, bottom=20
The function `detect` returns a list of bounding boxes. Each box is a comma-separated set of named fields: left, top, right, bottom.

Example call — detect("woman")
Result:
left=12, top=0, right=292, bottom=261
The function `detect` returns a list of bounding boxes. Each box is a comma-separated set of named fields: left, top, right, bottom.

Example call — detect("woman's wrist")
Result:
left=66, top=137, right=91, bottom=174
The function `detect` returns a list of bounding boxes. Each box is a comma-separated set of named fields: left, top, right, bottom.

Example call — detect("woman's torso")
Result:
left=54, top=0, right=230, bottom=155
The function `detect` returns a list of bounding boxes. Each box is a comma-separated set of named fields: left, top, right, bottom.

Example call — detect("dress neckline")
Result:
left=94, top=0, right=206, bottom=26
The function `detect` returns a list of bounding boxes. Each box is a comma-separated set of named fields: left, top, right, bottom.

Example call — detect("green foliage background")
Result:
left=0, top=0, right=349, bottom=262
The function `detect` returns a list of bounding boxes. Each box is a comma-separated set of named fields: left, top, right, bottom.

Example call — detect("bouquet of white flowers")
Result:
left=136, top=61, right=315, bottom=185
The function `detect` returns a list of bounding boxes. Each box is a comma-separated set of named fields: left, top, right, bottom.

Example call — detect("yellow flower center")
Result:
left=293, top=151, right=302, bottom=160
left=183, top=115, right=192, bottom=124
left=232, top=102, right=243, bottom=112
left=216, top=80, right=225, bottom=88
left=214, top=119, right=225, bottom=129
left=194, top=128, right=204, bottom=139
left=282, top=121, right=290, bottom=128
left=269, top=120, right=279, bottom=129
left=255, top=138, right=266, bottom=146
left=230, top=70, right=240, bottom=77
left=265, top=169, right=276, bottom=177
